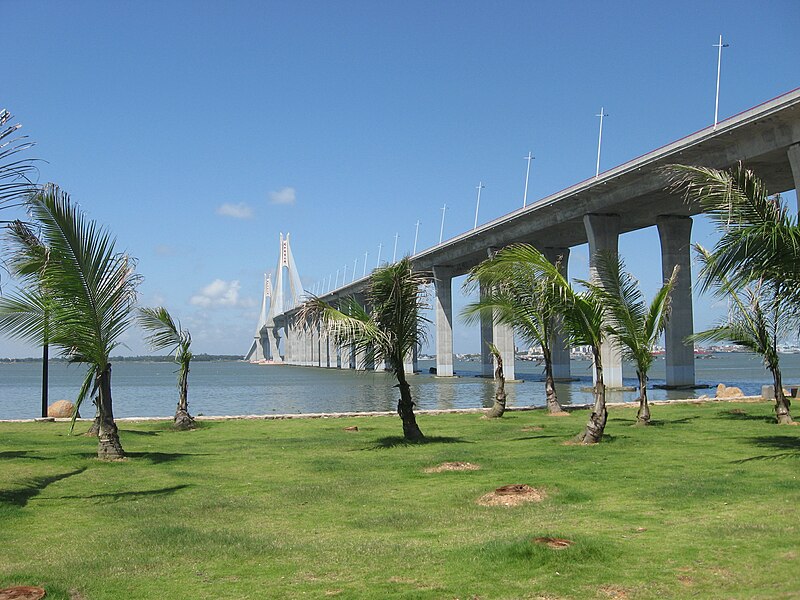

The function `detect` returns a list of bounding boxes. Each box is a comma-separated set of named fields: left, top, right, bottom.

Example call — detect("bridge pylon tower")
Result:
left=245, top=233, right=305, bottom=363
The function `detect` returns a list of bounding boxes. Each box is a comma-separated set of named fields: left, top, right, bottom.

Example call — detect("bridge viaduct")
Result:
left=270, top=87, right=800, bottom=388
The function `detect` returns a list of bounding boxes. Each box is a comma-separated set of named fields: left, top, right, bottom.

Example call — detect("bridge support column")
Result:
left=354, top=344, right=368, bottom=371
left=268, top=326, right=282, bottom=363
left=403, top=348, right=416, bottom=375
left=284, top=319, right=294, bottom=365
left=789, top=143, right=800, bottom=214
left=543, top=247, right=572, bottom=380
left=433, top=267, right=455, bottom=377
left=478, top=249, right=516, bottom=381
left=657, top=215, right=696, bottom=388
left=584, top=214, right=623, bottom=388
left=480, top=282, right=495, bottom=378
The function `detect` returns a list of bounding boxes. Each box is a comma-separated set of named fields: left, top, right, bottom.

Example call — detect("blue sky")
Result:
left=2, top=0, right=799, bottom=357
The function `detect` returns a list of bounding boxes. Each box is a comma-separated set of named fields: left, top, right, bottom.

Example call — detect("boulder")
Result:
left=48, top=400, right=79, bottom=418
left=716, top=384, right=744, bottom=399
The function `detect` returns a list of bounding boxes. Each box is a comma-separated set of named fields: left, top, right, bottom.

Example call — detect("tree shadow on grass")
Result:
left=508, top=434, right=565, bottom=442
left=124, top=452, right=209, bottom=464
left=733, top=435, right=800, bottom=463
left=0, top=467, right=87, bottom=507
left=0, top=450, right=48, bottom=460
left=717, top=410, right=775, bottom=424
left=46, top=484, right=190, bottom=502
left=368, top=436, right=473, bottom=449
left=643, top=416, right=700, bottom=427
left=118, top=429, right=161, bottom=436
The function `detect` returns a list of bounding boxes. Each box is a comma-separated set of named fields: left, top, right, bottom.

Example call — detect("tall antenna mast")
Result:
left=473, top=181, right=485, bottom=229
left=595, top=106, right=608, bottom=178
left=713, top=34, right=729, bottom=130
left=523, top=151, right=534, bottom=208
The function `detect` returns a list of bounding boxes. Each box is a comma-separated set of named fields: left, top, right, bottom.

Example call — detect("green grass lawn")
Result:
left=1, top=401, right=798, bottom=599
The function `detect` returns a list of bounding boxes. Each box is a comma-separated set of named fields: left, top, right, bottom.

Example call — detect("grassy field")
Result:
left=1, top=400, right=798, bottom=599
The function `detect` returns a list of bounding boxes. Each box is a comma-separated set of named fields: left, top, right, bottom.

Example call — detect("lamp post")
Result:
left=713, top=34, right=729, bottom=130
left=439, top=204, right=447, bottom=244
left=473, top=181, right=485, bottom=229
left=595, top=106, right=608, bottom=178
left=523, top=151, right=534, bottom=208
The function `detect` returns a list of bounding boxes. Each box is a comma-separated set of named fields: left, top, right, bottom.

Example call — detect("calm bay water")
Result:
left=1, top=353, right=798, bottom=421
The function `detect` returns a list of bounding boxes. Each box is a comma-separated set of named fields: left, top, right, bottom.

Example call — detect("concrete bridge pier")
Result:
left=584, top=213, right=624, bottom=388
left=403, top=348, right=416, bottom=375
left=478, top=249, right=516, bottom=381
left=480, top=282, right=494, bottom=378
left=268, top=326, right=282, bottom=363
left=433, top=266, right=455, bottom=376
left=657, top=215, right=695, bottom=388
left=789, top=143, right=800, bottom=213
left=543, top=247, right=572, bottom=381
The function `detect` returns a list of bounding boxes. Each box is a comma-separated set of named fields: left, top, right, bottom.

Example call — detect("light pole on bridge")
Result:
left=439, top=204, right=447, bottom=244
left=413, top=220, right=420, bottom=255
left=523, top=151, right=534, bottom=208
left=595, top=106, right=608, bottom=178
left=713, top=34, right=730, bottom=130
left=473, top=181, right=485, bottom=230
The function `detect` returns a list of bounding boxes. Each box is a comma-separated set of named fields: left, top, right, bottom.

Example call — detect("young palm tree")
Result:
left=588, top=251, right=679, bottom=425
left=462, top=244, right=567, bottom=414
left=561, top=291, right=608, bottom=443
left=298, top=257, right=430, bottom=440
left=667, top=163, right=798, bottom=424
left=0, top=184, right=140, bottom=459
left=691, top=246, right=794, bottom=424
left=139, top=307, right=195, bottom=430
left=666, top=163, right=800, bottom=298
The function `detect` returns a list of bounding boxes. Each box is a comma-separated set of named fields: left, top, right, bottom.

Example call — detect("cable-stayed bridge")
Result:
left=247, top=87, right=800, bottom=388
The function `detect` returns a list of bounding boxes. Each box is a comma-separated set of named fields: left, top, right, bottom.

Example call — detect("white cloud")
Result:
left=269, top=187, right=296, bottom=205
left=190, top=279, right=243, bottom=307
left=217, top=202, right=254, bottom=219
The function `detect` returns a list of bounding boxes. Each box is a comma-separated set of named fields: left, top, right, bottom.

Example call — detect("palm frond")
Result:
left=139, top=306, right=182, bottom=353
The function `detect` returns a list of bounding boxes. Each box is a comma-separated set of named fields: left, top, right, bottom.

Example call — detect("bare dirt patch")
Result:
left=532, top=536, right=573, bottom=550
left=423, top=461, right=480, bottom=473
left=598, top=585, right=630, bottom=599
left=477, top=484, right=547, bottom=506
left=520, top=425, right=543, bottom=432
left=547, top=411, right=571, bottom=417
left=343, top=426, right=358, bottom=432
left=0, top=587, right=46, bottom=600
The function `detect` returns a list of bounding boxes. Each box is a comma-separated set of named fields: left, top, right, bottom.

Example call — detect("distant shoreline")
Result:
left=0, top=354, right=245, bottom=363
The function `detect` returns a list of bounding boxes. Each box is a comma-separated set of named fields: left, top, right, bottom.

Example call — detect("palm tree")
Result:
left=691, top=246, right=794, bottom=424
left=298, top=257, right=430, bottom=440
left=588, top=251, right=679, bottom=425
left=462, top=244, right=567, bottom=414
left=139, top=307, right=195, bottom=430
left=0, top=184, right=141, bottom=459
left=666, top=163, right=800, bottom=298
left=0, top=109, right=38, bottom=207
left=666, top=163, right=798, bottom=424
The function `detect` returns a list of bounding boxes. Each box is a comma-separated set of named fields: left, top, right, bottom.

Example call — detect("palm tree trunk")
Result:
left=771, top=367, right=794, bottom=425
left=542, top=349, right=564, bottom=414
left=574, top=352, right=607, bottom=444
left=96, top=363, right=124, bottom=460
left=41, top=343, right=49, bottom=418
left=395, top=369, right=424, bottom=441
left=485, top=350, right=506, bottom=418
left=85, top=396, right=100, bottom=436
left=174, top=364, right=195, bottom=430
left=636, top=370, right=651, bottom=425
